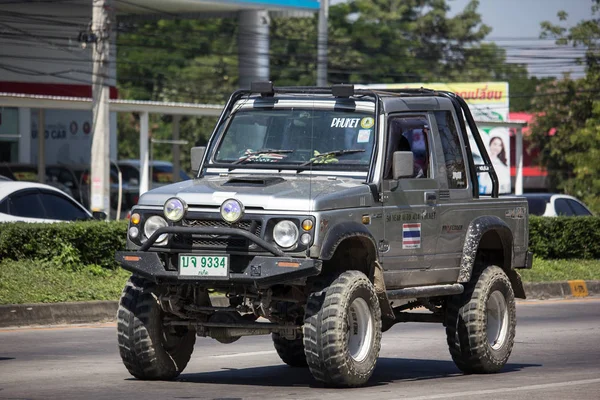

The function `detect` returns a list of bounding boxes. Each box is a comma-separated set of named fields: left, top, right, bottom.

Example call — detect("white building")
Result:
left=0, top=0, right=320, bottom=166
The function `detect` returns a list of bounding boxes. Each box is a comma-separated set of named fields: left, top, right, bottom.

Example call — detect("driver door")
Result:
left=380, top=114, right=441, bottom=289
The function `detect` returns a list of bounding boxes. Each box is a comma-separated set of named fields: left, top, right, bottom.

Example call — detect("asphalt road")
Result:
left=1, top=298, right=599, bottom=400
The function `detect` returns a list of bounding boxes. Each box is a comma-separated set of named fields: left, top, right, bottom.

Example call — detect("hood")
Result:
left=137, top=174, right=375, bottom=211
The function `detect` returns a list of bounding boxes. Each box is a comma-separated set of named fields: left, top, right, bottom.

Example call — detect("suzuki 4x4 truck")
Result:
left=115, top=83, right=532, bottom=387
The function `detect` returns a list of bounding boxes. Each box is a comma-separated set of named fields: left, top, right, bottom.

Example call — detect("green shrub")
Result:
left=529, top=215, right=600, bottom=259
left=0, top=221, right=127, bottom=270
left=0, top=216, right=597, bottom=271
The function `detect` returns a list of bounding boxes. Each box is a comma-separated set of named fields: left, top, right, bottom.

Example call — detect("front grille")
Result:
left=174, top=218, right=262, bottom=249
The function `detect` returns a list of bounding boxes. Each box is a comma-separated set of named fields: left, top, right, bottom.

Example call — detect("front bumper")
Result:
left=115, top=251, right=322, bottom=286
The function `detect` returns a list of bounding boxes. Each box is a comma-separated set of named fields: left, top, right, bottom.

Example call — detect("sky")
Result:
left=448, top=0, right=593, bottom=78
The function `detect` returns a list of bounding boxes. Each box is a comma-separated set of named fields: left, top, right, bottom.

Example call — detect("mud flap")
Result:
left=373, top=261, right=395, bottom=331
left=507, top=269, right=526, bottom=299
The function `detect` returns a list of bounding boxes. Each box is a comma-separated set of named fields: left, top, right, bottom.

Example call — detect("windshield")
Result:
left=212, top=108, right=376, bottom=170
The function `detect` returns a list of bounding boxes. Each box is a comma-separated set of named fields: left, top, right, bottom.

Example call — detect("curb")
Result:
left=1, top=281, right=598, bottom=329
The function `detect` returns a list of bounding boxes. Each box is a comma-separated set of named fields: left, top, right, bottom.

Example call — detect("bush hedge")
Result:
left=0, top=220, right=127, bottom=270
left=0, top=216, right=598, bottom=271
left=529, top=215, right=600, bottom=260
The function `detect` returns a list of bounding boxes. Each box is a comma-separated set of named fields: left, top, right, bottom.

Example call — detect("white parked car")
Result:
left=0, top=181, right=93, bottom=223
left=521, top=193, right=593, bottom=216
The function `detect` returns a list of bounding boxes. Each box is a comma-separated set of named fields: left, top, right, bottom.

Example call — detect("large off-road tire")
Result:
left=303, top=270, right=382, bottom=387
left=446, top=265, right=516, bottom=374
left=117, top=275, right=196, bottom=380
left=272, top=333, right=308, bottom=367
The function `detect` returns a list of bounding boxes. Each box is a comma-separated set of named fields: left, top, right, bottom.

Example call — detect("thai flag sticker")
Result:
left=402, top=223, right=421, bottom=249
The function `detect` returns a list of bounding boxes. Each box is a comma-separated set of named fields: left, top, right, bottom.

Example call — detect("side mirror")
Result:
left=92, top=211, right=108, bottom=221
left=393, top=151, right=414, bottom=180
left=190, top=146, right=206, bottom=174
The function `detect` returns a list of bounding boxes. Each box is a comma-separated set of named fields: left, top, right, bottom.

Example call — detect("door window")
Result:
left=385, top=116, right=430, bottom=179
left=567, top=199, right=592, bottom=216
left=434, top=111, right=467, bottom=189
left=554, top=198, right=574, bottom=216
left=9, top=191, right=46, bottom=218
left=39, top=191, right=89, bottom=221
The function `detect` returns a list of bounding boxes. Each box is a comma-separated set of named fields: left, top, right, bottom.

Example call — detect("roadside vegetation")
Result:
left=1, top=257, right=599, bottom=305
left=0, top=258, right=131, bottom=304
left=1, top=216, right=599, bottom=304
left=520, top=259, right=600, bottom=283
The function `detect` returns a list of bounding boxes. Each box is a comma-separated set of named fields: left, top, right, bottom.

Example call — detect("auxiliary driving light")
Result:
left=220, top=198, right=244, bottom=224
left=164, top=197, right=187, bottom=222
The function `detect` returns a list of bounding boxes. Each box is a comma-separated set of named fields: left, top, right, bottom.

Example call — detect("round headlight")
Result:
left=164, top=197, right=186, bottom=222
left=144, top=215, right=168, bottom=244
left=220, top=198, right=244, bottom=224
left=273, top=220, right=299, bottom=248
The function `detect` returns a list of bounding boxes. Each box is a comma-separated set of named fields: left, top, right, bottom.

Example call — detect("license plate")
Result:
left=179, top=255, right=229, bottom=277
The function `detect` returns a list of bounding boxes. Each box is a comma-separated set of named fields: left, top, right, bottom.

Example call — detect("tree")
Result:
left=529, top=0, right=600, bottom=211
left=114, top=0, right=535, bottom=168
left=116, top=19, right=236, bottom=168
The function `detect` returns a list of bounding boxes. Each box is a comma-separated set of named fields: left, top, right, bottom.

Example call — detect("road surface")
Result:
left=1, top=298, right=599, bottom=400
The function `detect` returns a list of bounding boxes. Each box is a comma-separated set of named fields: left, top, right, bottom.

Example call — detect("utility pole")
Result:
left=238, top=10, right=270, bottom=88
left=317, top=0, right=329, bottom=87
left=90, top=0, right=111, bottom=218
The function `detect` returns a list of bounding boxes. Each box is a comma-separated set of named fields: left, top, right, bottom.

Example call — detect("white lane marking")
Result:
left=209, top=350, right=277, bottom=359
left=399, top=378, right=600, bottom=400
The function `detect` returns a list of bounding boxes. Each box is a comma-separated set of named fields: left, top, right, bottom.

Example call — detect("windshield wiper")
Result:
left=300, top=149, right=365, bottom=167
left=232, top=149, right=294, bottom=165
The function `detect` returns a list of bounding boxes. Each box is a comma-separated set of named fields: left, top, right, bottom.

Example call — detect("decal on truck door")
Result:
left=402, top=223, right=422, bottom=249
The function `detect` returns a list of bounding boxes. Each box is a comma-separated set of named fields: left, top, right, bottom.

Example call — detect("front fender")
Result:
left=458, top=215, right=513, bottom=283
left=319, top=221, right=378, bottom=263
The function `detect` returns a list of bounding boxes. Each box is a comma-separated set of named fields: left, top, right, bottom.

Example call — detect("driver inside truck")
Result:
left=384, top=119, right=425, bottom=179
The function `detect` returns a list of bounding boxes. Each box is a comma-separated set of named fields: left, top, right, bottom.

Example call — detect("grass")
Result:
left=520, top=258, right=600, bottom=283
left=1, top=258, right=599, bottom=305
left=0, top=259, right=131, bottom=305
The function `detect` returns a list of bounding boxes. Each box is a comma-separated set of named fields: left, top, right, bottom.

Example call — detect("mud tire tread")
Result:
left=303, top=270, right=382, bottom=387
left=117, top=275, right=195, bottom=380
left=446, top=265, right=516, bottom=374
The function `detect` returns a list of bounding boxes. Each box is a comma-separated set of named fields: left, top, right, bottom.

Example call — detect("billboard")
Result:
left=364, top=82, right=511, bottom=194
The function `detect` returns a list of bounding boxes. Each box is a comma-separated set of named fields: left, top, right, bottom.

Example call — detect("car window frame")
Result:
left=38, top=189, right=91, bottom=221
left=566, top=198, right=592, bottom=216
left=554, top=198, right=575, bottom=216
left=6, top=188, right=47, bottom=219
left=384, top=113, right=432, bottom=180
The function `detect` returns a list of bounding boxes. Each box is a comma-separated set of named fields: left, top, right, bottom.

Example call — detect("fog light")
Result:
left=164, top=197, right=186, bottom=222
left=128, top=226, right=139, bottom=239
left=220, top=198, right=244, bottom=223
left=300, top=233, right=312, bottom=245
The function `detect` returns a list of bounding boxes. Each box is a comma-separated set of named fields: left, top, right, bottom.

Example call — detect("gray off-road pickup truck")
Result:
left=115, top=83, right=532, bottom=387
